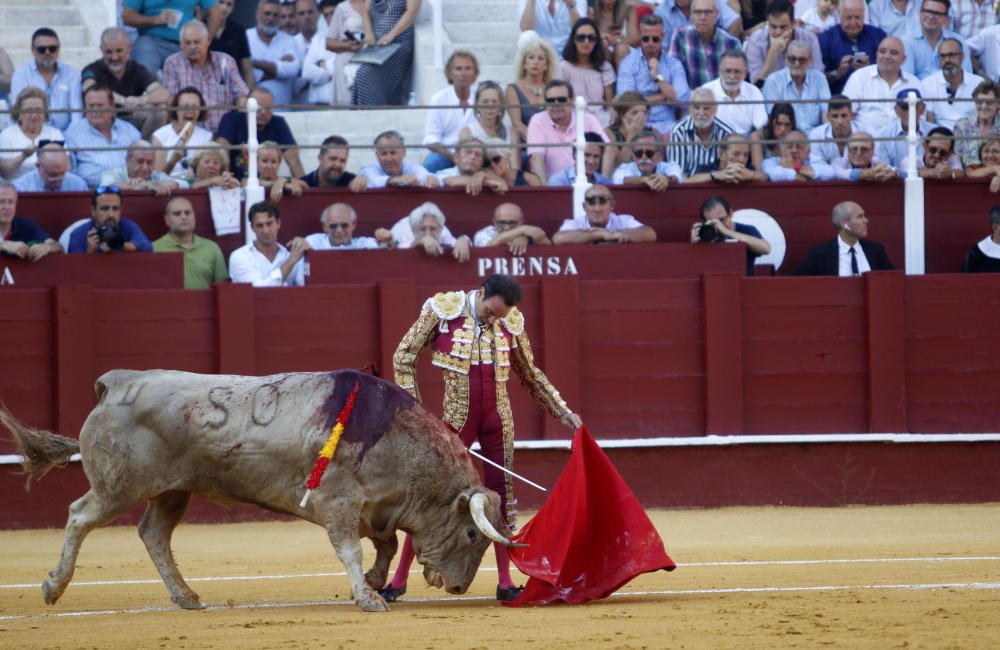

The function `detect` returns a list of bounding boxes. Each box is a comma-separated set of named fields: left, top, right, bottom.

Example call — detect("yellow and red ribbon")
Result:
left=299, top=380, right=360, bottom=507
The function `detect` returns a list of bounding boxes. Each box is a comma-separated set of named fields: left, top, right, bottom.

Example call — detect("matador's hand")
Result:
left=561, top=412, right=582, bottom=430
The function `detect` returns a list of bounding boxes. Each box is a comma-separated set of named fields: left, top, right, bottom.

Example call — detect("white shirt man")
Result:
left=843, top=37, right=920, bottom=133
left=965, top=25, right=1000, bottom=81
left=700, top=51, right=768, bottom=136
left=247, top=0, right=302, bottom=106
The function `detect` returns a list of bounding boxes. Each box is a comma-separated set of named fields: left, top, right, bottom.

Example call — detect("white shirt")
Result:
left=700, top=78, right=768, bottom=136
left=838, top=234, right=872, bottom=276
left=807, top=121, right=862, bottom=167
left=229, top=241, right=306, bottom=286
left=556, top=212, right=646, bottom=233
left=295, top=27, right=333, bottom=105
left=390, top=215, right=457, bottom=249
left=423, top=84, right=478, bottom=147
left=151, top=122, right=214, bottom=179
left=246, top=28, right=302, bottom=106
left=920, top=71, right=983, bottom=130
left=357, top=160, right=433, bottom=188
left=473, top=225, right=498, bottom=247
left=0, top=124, right=63, bottom=180
left=966, top=25, right=1000, bottom=82
left=842, top=64, right=921, bottom=134
left=304, top=232, right=380, bottom=250
left=611, top=160, right=684, bottom=184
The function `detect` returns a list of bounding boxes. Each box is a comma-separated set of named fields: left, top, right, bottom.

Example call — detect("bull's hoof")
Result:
left=173, top=593, right=205, bottom=610
left=355, top=586, right=390, bottom=612
left=41, top=579, right=61, bottom=605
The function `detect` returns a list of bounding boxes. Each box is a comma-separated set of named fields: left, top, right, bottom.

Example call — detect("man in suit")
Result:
left=795, top=201, right=894, bottom=275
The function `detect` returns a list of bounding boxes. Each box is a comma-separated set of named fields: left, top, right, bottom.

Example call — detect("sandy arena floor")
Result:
left=1, top=504, right=998, bottom=649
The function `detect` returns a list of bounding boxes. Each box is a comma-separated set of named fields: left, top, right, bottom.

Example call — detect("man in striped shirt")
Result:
left=668, top=0, right=742, bottom=90
left=668, top=87, right=734, bottom=177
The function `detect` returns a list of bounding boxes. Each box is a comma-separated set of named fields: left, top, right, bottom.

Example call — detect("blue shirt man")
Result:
left=901, top=0, right=972, bottom=79
left=617, top=15, right=691, bottom=133
left=67, top=187, right=153, bottom=254
left=762, top=41, right=832, bottom=132
left=9, top=29, right=82, bottom=131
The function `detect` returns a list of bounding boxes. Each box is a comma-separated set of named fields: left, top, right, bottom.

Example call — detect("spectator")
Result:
left=809, top=95, right=862, bottom=167
left=190, top=142, right=240, bottom=189
left=300, top=134, right=364, bottom=190
left=921, top=39, right=982, bottom=130
left=653, top=0, right=743, bottom=45
left=687, top=133, right=769, bottom=183
left=547, top=131, right=613, bottom=186
left=832, top=131, right=899, bottom=181
left=744, top=0, right=824, bottom=85
left=591, top=0, right=631, bottom=66
left=10, top=28, right=81, bottom=131
left=152, top=196, right=229, bottom=289
left=352, top=0, right=421, bottom=105
left=357, top=130, right=440, bottom=188
left=947, top=0, right=997, bottom=41
left=519, top=0, right=587, bottom=55
left=869, top=0, right=921, bottom=37
left=903, top=126, right=964, bottom=178
left=506, top=38, right=560, bottom=167
left=875, top=89, right=937, bottom=169
left=255, top=140, right=308, bottom=202
left=152, top=87, right=214, bottom=182
left=762, top=40, right=831, bottom=132
left=210, top=0, right=255, bottom=89
left=280, top=0, right=300, bottom=35
left=602, top=91, right=654, bottom=177
left=616, top=14, right=690, bottom=133
left=0, top=88, right=63, bottom=181
left=701, top=49, right=768, bottom=136
left=689, top=195, right=771, bottom=276
left=762, top=130, right=836, bottom=180
left=422, top=50, right=479, bottom=173
left=954, top=80, right=1000, bottom=167
left=14, top=143, right=88, bottom=192
left=67, top=185, right=153, bottom=253
left=321, top=0, right=365, bottom=105
left=559, top=18, right=616, bottom=126
left=65, top=85, right=143, bottom=188
left=459, top=81, right=509, bottom=146
left=124, top=0, right=225, bottom=73
left=668, top=0, right=742, bottom=90
left=0, top=46, right=13, bottom=105
left=0, top=183, right=62, bottom=260
left=800, top=0, right=840, bottom=35
left=81, top=27, right=169, bottom=139
left=553, top=184, right=657, bottom=244
left=795, top=200, right=895, bottom=275
left=390, top=201, right=470, bottom=261
left=229, top=200, right=307, bottom=286
left=965, top=135, right=1000, bottom=193
left=902, top=0, right=972, bottom=80
left=304, top=202, right=394, bottom=250
left=294, top=0, right=332, bottom=104
left=483, top=138, right=544, bottom=187
left=965, top=24, right=1000, bottom=82
left=527, top=79, right=608, bottom=183
left=612, top=130, right=683, bottom=190
left=961, top=203, right=1000, bottom=272
left=320, top=0, right=339, bottom=23
left=99, top=140, right=184, bottom=195
left=668, top=88, right=734, bottom=177
left=843, top=36, right=920, bottom=133
left=248, top=0, right=303, bottom=107
left=818, top=0, right=886, bottom=95
left=437, top=137, right=509, bottom=196
left=474, top=203, right=552, bottom=254
left=163, top=20, right=250, bottom=132
left=750, top=102, right=796, bottom=170
left=215, top=87, right=304, bottom=180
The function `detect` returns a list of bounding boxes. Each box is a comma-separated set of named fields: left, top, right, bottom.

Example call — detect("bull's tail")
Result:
left=0, top=403, right=80, bottom=489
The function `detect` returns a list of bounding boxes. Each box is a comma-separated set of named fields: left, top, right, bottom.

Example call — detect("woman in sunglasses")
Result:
left=0, top=87, right=63, bottom=181
left=559, top=18, right=615, bottom=126
left=483, top=137, right=543, bottom=186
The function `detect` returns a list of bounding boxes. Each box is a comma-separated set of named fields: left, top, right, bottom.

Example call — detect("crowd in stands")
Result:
left=2, top=0, right=1000, bottom=280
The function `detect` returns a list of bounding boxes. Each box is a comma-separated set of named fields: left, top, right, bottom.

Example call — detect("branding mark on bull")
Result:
left=118, top=382, right=145, bottom=405
left=207, top=387, right=232, bottom=428
left=252, top=384, right=279, bottom=426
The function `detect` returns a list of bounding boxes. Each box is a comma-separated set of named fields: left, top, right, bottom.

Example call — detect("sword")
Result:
left=468, top=448, right=548, bottom=492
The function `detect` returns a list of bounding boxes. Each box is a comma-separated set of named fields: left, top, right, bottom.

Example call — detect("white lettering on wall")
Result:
left=476, top=257, right=578, bottom=277
left=1, top=267, right=13, bottom=285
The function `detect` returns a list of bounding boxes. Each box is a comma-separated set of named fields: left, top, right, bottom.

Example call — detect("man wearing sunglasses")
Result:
left=905, top=126, right=965, bottom=179
left=901, top=0, right=972, bottom=80
left=473, top=202, right=551, bottom=255
left=526, top=79, right=607, bottom=183
left=920, top=39, right=982, bottom=129
left=611, top=130, right=683, bottom=191
left=744, top=0, right=823, bottom=85
left=10, top=28, right=82, bottom=131
left=553, top=184, right=657, bottom=244
left=762, top=40, right=831, bottom=132
left=304, top=202, right=394, bottom=250
left=66, top=185, right=153, bottom=254
left=616, top=14, right=690, bottom=133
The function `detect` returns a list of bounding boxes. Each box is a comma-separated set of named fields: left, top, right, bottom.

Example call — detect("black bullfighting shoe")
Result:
left=495, top=584, right=524, bottom=602
left=378, top=583, right=407, bottom=602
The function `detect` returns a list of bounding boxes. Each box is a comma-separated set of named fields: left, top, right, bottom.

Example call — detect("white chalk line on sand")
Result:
left=3, top=555, right=999, bottom=591
left=1, top=581, right=999, bottom=622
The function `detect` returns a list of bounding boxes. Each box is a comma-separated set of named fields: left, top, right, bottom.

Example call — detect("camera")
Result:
left=697, top=222, right=719, bottom=242
left=96, top=221, right=125, bottom=251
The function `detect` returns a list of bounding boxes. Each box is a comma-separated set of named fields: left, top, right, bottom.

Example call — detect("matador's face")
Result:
left=475, top=290, right=511, bottom=326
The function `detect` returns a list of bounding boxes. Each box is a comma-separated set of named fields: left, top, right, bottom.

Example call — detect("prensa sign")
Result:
left=477, top=256, right=578, bottom=277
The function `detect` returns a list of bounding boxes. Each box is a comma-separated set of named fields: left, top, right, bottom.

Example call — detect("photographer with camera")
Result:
left=690, top=195, right=771, bottom=276
left=66, top=185, right=153, bottom=254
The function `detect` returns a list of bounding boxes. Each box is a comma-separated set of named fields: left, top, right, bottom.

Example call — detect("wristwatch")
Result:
left=655, top=74, right=665, bottom=82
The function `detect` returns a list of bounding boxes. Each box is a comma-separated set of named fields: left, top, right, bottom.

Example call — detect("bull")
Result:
left=2, top=368, right=517, bottom=612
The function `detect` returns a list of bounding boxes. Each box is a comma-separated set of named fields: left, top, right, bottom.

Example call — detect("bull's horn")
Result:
left=470, top=493, right=518, bottom=547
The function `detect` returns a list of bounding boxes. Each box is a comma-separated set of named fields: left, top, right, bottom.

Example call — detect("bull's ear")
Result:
left=451, top=488, right=473, bottom=515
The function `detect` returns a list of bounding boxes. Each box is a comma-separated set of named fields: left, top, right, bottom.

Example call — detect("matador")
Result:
left=379, top=274, right=581, bottom=603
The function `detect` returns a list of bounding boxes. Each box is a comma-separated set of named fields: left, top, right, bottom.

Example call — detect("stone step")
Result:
left=0, top=25, right=89, bottom=50
left=441, top=0, right=519, bottom=22
left=477, top=64, right=516, bottom=87
left=0, top=5, right=80, bottom=26
left=444, top=21, right=520, bottom=46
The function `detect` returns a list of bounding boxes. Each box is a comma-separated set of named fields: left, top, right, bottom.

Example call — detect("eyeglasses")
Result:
left=939, top=51, right=962, bottom=59
left=640, top=35, right=662, bottom=43
left=325, top=222, right=351, bottom=230
left=95, top=185, right=121, bottom=196
left=489, top=155, right=504, bottom=164
left=920, top=7, right=948, bottom=16
left=574, top=33, right=599, bottom=43
left=546, top=95, right=569, bottom=104
left=494, top=219, right=522, bottom=227
left=634, top=148, right=658, bottom=159
left=786, top=55, right=809, bottom=64
left=34, top=45, right=59, bottom=54
left=926, top=146, right=950, bottom=157
left=37, top=139, right=64, bottom=148
left=584, top=195, right=611, bottom=205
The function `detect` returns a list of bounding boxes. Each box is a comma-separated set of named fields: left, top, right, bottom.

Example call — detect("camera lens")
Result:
left=698, top=223, right=719, bottom=242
